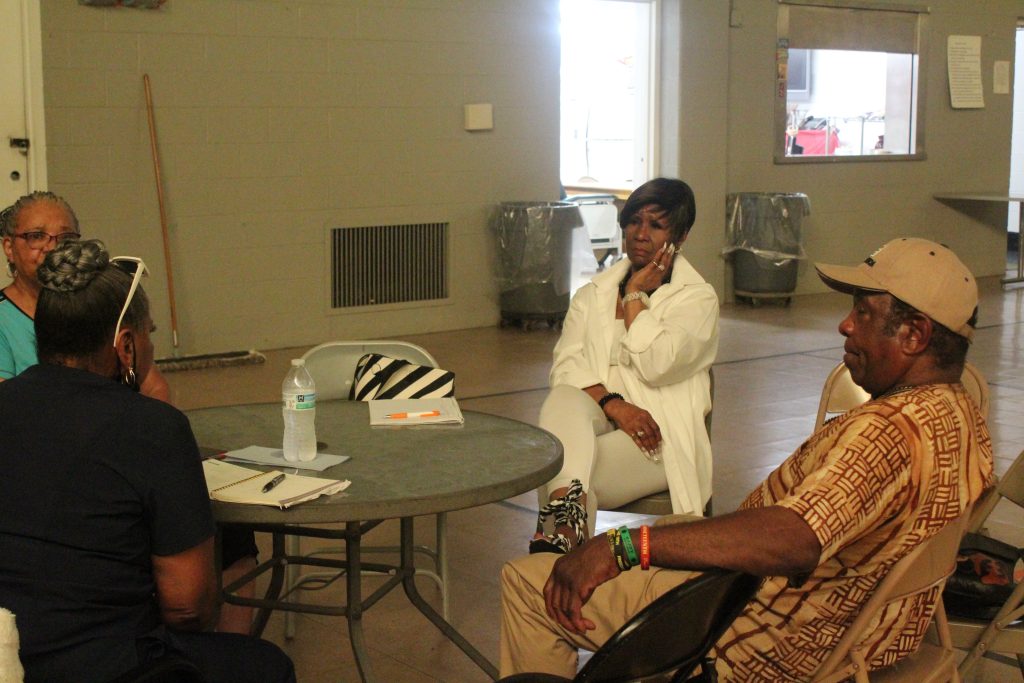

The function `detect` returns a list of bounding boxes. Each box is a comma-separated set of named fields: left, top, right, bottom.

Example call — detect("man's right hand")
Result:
left=542, top=534, right=621, bottom=635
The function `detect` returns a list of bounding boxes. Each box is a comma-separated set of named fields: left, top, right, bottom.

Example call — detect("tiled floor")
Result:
left=164, top=271, right=1024, bottom=682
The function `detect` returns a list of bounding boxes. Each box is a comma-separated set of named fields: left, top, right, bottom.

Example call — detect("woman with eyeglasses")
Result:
left=0, top=239, right=295, bottom=683
left=0, top=191, right=169, bottom=399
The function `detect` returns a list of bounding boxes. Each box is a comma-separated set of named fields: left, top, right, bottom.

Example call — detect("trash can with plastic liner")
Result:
left=723, top=192, right=810, bottom=305
left=492, top=201, right=583, bottom=330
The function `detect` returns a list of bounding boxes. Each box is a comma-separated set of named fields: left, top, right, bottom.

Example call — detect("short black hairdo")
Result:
left=618, top=177, right=697, bottom=243
left=882, top=295, right=974, bottom=369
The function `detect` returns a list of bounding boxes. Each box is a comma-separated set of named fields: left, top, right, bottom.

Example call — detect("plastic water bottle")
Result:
left=282, top=358, right=317, bottom=462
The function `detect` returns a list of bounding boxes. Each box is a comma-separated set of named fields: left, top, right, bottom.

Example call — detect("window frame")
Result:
left=774, top=0, right=930, bottom=165
left=560, top=0, right=660, bottom=195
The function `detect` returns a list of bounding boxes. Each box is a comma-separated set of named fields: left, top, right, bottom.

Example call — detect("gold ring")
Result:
left=656, top=263, right=665, bottom=271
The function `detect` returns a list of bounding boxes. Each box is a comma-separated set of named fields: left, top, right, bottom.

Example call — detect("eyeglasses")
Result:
left=110, top=256, right=148, bottom=348
left=13, top=231, right=80, bottom=249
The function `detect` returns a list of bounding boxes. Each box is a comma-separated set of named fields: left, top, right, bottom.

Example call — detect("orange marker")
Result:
left=385, top=410, right=441, bottom=419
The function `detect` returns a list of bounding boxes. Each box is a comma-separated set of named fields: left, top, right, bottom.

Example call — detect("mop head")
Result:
left=156, top=349, right=266, bottom=373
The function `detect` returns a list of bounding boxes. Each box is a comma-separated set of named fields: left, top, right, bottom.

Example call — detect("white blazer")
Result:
left=549, top=253, right=719, bottom=514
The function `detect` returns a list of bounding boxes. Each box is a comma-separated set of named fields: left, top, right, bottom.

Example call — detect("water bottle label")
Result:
left=283, top=393, right=316, bottom=410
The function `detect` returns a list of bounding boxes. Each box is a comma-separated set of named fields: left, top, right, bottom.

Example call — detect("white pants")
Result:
left=538, top=384, right=669, bottom=534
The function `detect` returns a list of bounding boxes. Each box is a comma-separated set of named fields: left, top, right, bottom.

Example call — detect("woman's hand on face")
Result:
left=605, top=399, right=662, bottom=456
left=624, top=242, right=675, bottom=295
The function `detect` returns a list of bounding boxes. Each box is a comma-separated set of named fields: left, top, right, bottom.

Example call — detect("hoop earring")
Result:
left=119, top=339, right=140, bottom=393
left=122, top=365, right=140, bottom=392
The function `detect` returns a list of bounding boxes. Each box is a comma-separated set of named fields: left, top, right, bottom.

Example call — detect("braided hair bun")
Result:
left=36, top=239, right=109, bottom=293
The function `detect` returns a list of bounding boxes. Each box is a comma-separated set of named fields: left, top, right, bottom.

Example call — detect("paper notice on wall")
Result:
left=948, top=35, right=985, bottom=109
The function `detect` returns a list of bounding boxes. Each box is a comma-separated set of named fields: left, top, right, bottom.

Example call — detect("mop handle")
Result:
left=143, top=74, right=180, bottom=349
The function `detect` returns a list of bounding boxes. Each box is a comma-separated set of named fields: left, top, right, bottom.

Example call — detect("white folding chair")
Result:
left=947, top=448, right=1024, bottom=679
left=282, top=340, right=449, bottom=637
left=814, top=361, right=988, bottom=431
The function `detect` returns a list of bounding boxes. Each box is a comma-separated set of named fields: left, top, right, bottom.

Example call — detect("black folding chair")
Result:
left=499, top=569, right=761, bottom=683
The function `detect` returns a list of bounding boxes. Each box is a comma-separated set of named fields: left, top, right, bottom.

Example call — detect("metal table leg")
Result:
left=344, top=520, right=377, bottom=682
left=250, top=532, right=286, bottom=638
left=400, top=517, right=499, bottom=680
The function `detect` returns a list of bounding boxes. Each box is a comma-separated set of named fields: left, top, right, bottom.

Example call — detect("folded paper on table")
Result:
left=222, top=445, right=348, bottom=471
left=368, top=397, right=464, bottom=426
left=202, top=459, right=350, bottom=509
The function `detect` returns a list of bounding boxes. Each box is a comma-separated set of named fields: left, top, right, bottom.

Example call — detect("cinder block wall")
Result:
left=40, top=0, right=561, bottom=357
left=38, top=0, right=1018, bottom=358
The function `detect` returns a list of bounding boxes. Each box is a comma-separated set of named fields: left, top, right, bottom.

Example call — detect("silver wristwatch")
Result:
left=622, top=291, right=650, bottom=307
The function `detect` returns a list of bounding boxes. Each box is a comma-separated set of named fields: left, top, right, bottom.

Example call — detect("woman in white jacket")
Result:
left=531, top=178, right=719, bottom=554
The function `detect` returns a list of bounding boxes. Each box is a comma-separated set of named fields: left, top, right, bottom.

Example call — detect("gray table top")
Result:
left=186, top=401, right=563, bottom=525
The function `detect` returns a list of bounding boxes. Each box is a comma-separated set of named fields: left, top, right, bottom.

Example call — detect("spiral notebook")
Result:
left=201, top=459, right=350, bottom=509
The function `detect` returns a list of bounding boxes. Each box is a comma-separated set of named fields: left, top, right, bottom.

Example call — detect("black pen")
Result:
left=261, top=473, right=285, bottom=493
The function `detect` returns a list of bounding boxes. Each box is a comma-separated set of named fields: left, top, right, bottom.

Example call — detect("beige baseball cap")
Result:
left=815, top=237, right=977, bottom=341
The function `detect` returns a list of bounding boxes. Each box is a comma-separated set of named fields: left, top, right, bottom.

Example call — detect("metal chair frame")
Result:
left=947, top=448, right=1024, bottom=679
left=812, top=513, right=971, bottom=683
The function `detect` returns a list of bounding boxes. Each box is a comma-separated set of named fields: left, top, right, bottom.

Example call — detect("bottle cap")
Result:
left=291, top=359, right=304, bottom=366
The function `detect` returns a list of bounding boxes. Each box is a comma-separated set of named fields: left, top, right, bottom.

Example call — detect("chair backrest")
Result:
left=814, top=361, right=990, bottom=431
left=811, top=512, right=971, bottom=682
left=575, top=570, right=760, bottom=682
left=300, top=340, right=439, bottom=401
left=0, top=607, right=24, bottom=683
left=814, top=363, right=871, bottom=431
left=959, top=362, right=990, bottom=420
left=969, top=447, right=1024, bottom=535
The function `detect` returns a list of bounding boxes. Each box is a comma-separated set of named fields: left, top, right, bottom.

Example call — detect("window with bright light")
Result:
left=560, top=0, right=655, bottom=190
left=775, top=1, right=928, bottom=162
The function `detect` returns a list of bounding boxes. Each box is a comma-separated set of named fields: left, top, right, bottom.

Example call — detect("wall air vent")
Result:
left=330, top=223, right=448, bottom=309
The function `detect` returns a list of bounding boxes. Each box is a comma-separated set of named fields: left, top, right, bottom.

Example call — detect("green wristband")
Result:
left=619, top=526, right=639, bottom=567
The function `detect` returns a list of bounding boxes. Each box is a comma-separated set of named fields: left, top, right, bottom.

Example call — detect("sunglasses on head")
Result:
left=110, top=256, right=148, bottom=348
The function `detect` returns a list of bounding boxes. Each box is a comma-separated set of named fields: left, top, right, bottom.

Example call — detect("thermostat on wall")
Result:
left=464, top=103, right=493, bottom=131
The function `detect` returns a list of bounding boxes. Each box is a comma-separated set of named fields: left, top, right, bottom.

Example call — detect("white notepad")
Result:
left=367, top=398, right=464, bottom=426
left=202, top=459, right=350, bottom=509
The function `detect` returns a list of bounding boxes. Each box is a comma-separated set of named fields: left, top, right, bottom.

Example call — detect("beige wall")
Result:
left=39, top=0, right=561, bottom=357
left=720, top=0, right=1017, bottom=298
left=36, top=0, right=1020, bottom=357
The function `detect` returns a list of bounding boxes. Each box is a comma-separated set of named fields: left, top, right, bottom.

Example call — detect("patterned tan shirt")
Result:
left=715, top=383, right=993, bottom=681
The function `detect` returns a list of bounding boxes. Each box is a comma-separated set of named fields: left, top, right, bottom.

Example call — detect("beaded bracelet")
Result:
left=619, top=526, right=639, bottom=567
left=639, top=525, right=651, bottom=570
left=598, top=392, right=623, bottom=411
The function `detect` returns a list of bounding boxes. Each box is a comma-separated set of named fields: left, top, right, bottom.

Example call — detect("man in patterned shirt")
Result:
left=499, top=238, right=993, bottom=681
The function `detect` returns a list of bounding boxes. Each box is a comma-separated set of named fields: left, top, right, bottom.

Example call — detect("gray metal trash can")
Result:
left=724, top=192, right=810, bottom=305
left=492, top=201, right=583, bottom=329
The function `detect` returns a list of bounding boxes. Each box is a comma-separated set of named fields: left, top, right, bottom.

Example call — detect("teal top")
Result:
left=0, top=292, right=37, bottom=379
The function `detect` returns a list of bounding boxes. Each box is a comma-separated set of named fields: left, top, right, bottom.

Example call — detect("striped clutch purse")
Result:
left=350, top=353, right=455, bottom=401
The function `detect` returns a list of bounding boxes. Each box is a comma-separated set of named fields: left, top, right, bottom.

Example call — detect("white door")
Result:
left=0, top=0, right=41, bottom=209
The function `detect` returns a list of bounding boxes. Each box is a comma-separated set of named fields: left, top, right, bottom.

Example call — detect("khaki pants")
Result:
left=499, top=552, right=698, bottom=678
